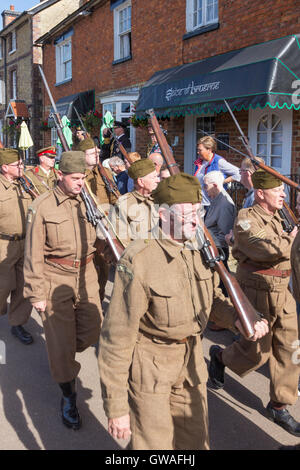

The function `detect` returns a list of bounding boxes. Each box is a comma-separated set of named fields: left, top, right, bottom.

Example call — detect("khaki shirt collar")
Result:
left=252, top=202, right=280, bottom=223
left=132, top=190, right=153, bottom=203
left=53, top=185, right=81, bottom=205
left=0, top=173, right=18, bottom=189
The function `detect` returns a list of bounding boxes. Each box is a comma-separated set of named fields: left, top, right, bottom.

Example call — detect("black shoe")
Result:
left=59, top=380, right=81, bottom=430
left=208, top=345, right=225, bottom=389
left=11, top=325, right=33, bottom=345
left=266, top=402, right=300, bottom=437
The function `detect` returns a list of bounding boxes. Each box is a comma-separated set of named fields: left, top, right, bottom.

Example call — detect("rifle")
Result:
left=38, top=65, right=123, bottom=260
left=73, top=107, right=120, bottom=199
left=147, top=108, right=261, bottom=338
left=82, top=182, right=124, bottom=262
left=223, top=99, right=300, bottom=231
left=19, top=174, right=39, bottom=199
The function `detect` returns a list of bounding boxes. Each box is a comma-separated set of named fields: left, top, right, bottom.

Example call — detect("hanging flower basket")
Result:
left=81, top=110, right=103, bottom=134
left=40, top=120, right=50, bottom=132
left=3, top=118, right=22, bottom=138
left=130, top=113, right=148, bottom=128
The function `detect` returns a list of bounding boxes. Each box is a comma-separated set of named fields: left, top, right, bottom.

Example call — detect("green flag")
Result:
left=100, top=111, right=114, bottom=146
left=57, top=115, right=73, bottom=148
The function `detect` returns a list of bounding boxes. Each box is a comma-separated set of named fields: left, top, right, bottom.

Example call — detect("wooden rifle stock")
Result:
left=19, top=175, right=39, bottom=200
left=147, top=108, right=260, bottom=338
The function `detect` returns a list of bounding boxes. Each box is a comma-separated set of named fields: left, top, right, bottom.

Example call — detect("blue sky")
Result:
left=1, top=1, right=41, bottom=13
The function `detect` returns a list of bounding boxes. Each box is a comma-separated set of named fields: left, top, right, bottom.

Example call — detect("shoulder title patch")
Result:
left=237, top=219, right=251, bottom=231
left=117, top=264, right=134, bottom=280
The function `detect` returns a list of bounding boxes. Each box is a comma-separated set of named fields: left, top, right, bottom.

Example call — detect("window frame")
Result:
left=186, top=0, right=219, bottom=33
left=101, top=94, right=138, bottom=150
left=55, top=36, right=72, bottom=85
left=113, top=0, right=132, bottom=62
left=8, top=30, right=16, bottom=54
left=10, top=69, right=17, bottom=100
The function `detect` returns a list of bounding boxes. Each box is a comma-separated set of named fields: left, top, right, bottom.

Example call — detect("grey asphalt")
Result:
left=0, top=302, right=299, bottom=450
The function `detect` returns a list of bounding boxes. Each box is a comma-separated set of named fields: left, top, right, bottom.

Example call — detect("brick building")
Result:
left=0, top=0, right=82, bottom=159
left=37, top=0, right=300, bottom=186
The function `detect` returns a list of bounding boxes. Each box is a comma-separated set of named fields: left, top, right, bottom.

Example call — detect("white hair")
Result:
left=204, top=170, right=224, bottom=188
left=109, top=156, right=124, bottom=167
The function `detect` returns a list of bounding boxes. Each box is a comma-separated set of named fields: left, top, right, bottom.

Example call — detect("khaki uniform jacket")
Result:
left=291, top=231, right=300, bottom=303
left=24, top=186, right=97, bottom=304
left=99, top=236, right=236, bottom=418
left=233, top=203, right=292, bottom=290
left=110, top=191, right=159, bottom=248
left=0, top=174, right=32, bottom=236
left=85, top=166, right=118, bottom=206
left=25, top=166, right=58, bottom=195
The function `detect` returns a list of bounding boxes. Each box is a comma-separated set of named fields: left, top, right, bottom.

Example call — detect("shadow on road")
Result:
left=0, top=314, right=120, bottom=450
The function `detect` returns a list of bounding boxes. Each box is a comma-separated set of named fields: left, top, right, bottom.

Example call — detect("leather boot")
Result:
left=59, top=379, right=81, bottom=430
left=266, top=402, right=300, bottom=437
left=208, top=345, right=225, bottom=389
left=11, top=325, right=33, bottom=345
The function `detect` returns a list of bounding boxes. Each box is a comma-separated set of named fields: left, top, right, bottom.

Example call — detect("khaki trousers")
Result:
left=128, top=334, right=209, bottom=450
left=41, top=262, right=102, bottom=383
left=0, top=239, right=32, bottom=326
left=222, top=280, right=300, bottom=405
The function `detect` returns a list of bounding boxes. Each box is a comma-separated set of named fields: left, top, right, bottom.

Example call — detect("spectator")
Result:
left=204, top=171, right=236, bottom=265
left=147, top=125, right=173, bottom=156
left=148, top=152, right=164, bottom=175
left=160, top=164, right=171, bottom=180
left=109, top=156, right=132, bottom=195
left=196, top=136, right=240, bottom=209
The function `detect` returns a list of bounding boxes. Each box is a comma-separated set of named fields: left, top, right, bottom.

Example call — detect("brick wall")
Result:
left=41, top=0, right=300, bottom=170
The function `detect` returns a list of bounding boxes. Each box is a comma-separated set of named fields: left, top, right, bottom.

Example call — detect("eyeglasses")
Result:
left=8, top=161, right=24, bottom=167
left=240, top=169, right=251, bottom=173
left=170, top=205, right=204, bottom=222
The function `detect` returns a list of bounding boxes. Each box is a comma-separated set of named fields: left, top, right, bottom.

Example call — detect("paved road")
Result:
left=0, top=302, right=299, bottom=450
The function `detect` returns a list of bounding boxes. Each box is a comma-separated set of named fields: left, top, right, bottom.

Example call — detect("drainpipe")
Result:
left=3, top=35, right=7, bottom=147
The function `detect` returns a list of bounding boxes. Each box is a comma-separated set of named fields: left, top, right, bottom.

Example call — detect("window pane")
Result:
left=272, top=132, right=282, bottom=144
left=120, top=33, right=130, bottom=58
left=65, top=60, right=72, bottom=79
left=257, top=116, right=268, bottom=131
left=271, top=157, right=282, bottom=167
left=257, top=143, right=267, bottom=157
left=271, top=144, right=282, bottom=156
left=121, top=102, right=131, bottom=113
left=257, top=132, right=267, bottom=143
left=103, top=103, right=116, bottom=119
left=63, top=42, right=71, bottom=61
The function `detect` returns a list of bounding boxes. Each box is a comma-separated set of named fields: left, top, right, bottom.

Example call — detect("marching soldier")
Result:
left=78, top=137, right=119, bottom=301
left=209, top=169, right=300, bottom=436
left=0, top=148, right=33, bottom=344
left=24, top=146, right=58, bottom=195
left=23, top=151, right=102, bottom=430
left=98, top=173, right=268, bottom=450
left=110, top=159, right=160, bottom=248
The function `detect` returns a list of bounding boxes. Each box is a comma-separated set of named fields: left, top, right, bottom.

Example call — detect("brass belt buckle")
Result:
left=13, top=234, right=19, bottom=241
left=73, top=259, right=80, bottom=268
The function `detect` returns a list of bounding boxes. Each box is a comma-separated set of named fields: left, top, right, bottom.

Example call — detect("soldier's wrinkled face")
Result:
left=261, top=184, right=286, bottom=211
left=139, top=170, right=160, bottom=194
left=296, top=193, right=300, bottom=217
left=85, top=147, right=99, bottom=168
left=60, top=172, right=86, bottom=196
left=170, top=202, right=203, bottom=240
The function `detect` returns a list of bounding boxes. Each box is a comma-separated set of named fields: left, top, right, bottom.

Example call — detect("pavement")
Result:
left=0, top=293, right=299, bottom=450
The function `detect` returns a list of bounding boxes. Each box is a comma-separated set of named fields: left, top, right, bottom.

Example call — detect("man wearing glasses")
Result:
left=0, top=148, right=33, bottom=344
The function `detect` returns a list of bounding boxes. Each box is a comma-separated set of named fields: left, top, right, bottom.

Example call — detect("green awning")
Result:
left=136, top=34, right=300, bottom=118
